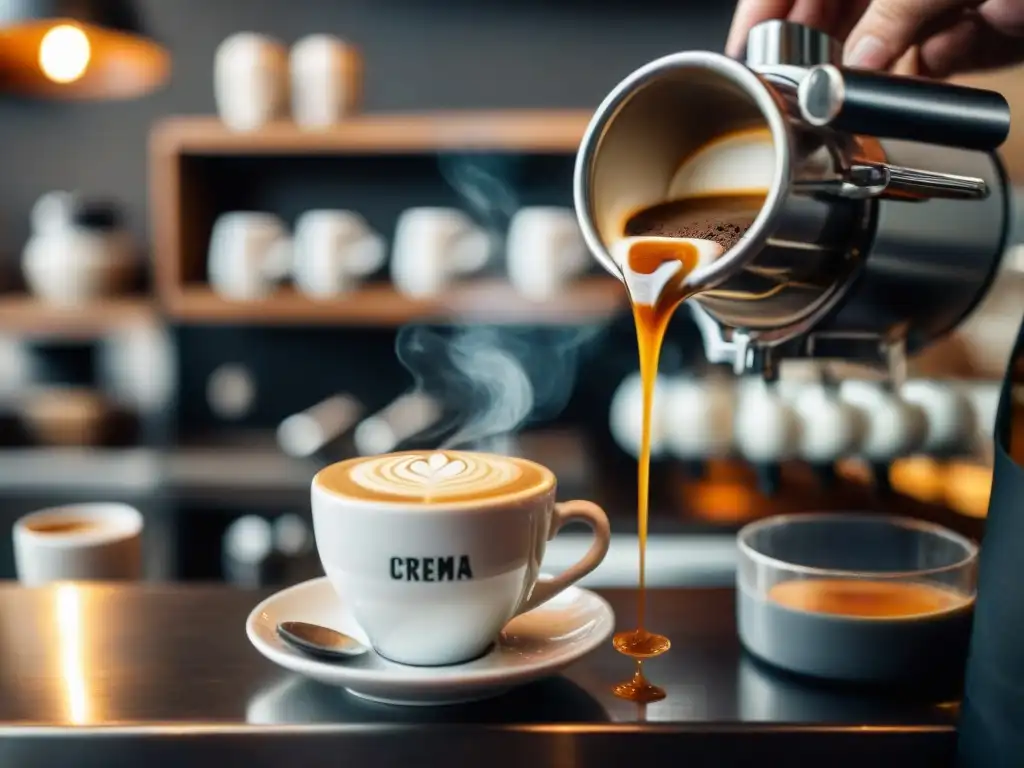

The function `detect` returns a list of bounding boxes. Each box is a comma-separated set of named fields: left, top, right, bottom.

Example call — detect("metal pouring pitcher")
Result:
left=574, top=20, right=1012, bottom=379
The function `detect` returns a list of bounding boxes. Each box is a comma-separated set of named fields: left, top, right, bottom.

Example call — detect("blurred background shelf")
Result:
left=162, top=279, right=624, bottom=325
left=0, top=294, right=157, bottom=337
left=150, top=110, right=593, bottom=314
left=0, top=447, right=163, bottom=492
left=151, top=111, right=592, bottom=155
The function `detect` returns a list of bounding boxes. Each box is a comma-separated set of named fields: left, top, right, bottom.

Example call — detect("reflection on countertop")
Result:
left=0, top=583, right=956, bottom=768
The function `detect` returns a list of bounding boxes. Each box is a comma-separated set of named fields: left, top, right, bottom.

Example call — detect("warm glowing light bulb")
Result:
left=39, top=24, right=91, bottom=84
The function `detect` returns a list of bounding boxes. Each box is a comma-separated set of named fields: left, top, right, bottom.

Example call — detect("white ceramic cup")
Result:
left=900, top=380, right=976, bottom=454
left=208, top=212, right=292, bottom=300
left=506, top=207, right=589, bottom=301
left=839, top=381, right=928, bottom=461
left=22, top=191, right=137, bottom=306
left=664, top=376, right=735, bottom=458
left=390, top=208, right=490, bottom=298
left=292, top=211, right=385, bottom=298
left=214, top=33, right=288, bottom=132
left=789, top=383, right=864, bottom=463
left=290, top=35, right=362, bottom=128
left=13, top=503, right=143, bottom=586
left=311, top=449, right=611, bottom=666
left=734, top=379, right=802, bottom=462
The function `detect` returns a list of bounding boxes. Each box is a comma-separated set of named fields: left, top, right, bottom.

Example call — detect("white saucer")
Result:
left=246, top=576, right=615, bottom=706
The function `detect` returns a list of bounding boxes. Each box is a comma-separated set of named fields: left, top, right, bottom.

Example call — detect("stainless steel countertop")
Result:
left=0, top=583, right=957, bottom=767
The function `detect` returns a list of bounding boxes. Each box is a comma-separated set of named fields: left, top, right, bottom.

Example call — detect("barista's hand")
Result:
left=726, top=0, right=1024, bottom=78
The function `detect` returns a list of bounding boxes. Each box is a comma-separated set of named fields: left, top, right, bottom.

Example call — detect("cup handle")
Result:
left=514, top=500, right=611, bottom=616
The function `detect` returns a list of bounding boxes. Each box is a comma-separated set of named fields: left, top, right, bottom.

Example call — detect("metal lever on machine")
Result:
left=794, top=162, right=990, bottom=201
left=798, top=64, right=1011, bottom=151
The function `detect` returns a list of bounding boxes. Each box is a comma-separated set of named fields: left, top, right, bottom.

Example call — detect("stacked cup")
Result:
left=214, top=33, right=361, bottom=132
left=610, top=374, right=987, bottom=464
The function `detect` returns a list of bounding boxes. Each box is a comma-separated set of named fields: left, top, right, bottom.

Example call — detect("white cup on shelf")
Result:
left=663, top=376, right=735, bottom=459
left=838, top=381, right=928, bottom=461
left=214, top=33, right=288, bottom=132
left=208, top=212, right=292, bottom=300
left=733, top=379, right=802, bottom=462
left=506, top=207, right=589, bottom=301
left=292, top=211, right=385, bottom=298
left=789, top=382, right=864, bottom=463
left=290, top=35, right=362, bottom=128
left=900, top=380, right=976, bottom=454
left=22, top=192, right=137, bottom=306
left=390, top=208, right=490, bottom=298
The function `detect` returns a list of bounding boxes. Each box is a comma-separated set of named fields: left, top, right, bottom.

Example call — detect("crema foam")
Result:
left=315, top=450, right=552, bottom=503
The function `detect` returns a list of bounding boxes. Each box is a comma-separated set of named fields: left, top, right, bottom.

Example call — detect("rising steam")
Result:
left=391, top=156, right=602, bottom=449
left=395, top=325, right=601, bottom=450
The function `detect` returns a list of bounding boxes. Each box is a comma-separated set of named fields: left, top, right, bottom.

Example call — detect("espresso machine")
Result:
left=575, top=19, right=1010, bottom=385
left=574, top=20, right=1019, bottom=765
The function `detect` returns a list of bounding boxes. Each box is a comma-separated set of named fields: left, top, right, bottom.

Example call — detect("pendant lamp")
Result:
left=0, top=0, right=170, bottom=99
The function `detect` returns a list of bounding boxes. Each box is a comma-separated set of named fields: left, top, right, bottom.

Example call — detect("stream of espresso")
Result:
left=612, top=192, right=765, bottom=703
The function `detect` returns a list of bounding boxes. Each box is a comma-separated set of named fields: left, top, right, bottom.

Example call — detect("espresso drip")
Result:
left=611, top=189, right=766, bottom=704
left=612, top=662, right=665, bottom=704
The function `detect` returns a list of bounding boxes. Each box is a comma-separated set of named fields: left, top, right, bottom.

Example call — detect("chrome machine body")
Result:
left=574, top=20, right=1011, bottom=381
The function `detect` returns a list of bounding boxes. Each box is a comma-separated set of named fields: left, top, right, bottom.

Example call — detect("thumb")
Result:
left=844, top=0, right=983, bottom=69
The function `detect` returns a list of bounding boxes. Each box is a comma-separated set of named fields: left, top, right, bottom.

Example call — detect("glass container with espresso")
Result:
left=574, top=20, right=1010, bottom=701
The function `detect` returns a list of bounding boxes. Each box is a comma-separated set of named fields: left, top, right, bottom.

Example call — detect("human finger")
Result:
left=844, top=0, right=984, bottom=69
left=788, top=0, right=870, bottom=40
left=726, top=0, right=796, bottom=57
left=833, top=0, right=875, bottom=41
left=919, top=11, right=1024, bottom=75
left=979, top=0, right=1024, bottom=36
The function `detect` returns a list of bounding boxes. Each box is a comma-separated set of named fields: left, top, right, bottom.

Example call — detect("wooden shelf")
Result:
left=151, top=110, right=593, bottom=156
left=149, top=109, right=599, bottom=328
left=0, top=295, right=157, bottom=337
left=162, top=279, right=624, bottom=326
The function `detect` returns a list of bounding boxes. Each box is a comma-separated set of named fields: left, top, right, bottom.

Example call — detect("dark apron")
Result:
left=957, top=326, right=1024, bottom=767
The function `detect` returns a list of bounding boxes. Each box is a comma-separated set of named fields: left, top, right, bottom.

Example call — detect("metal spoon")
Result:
left=277, top=621, right=369, bottom=660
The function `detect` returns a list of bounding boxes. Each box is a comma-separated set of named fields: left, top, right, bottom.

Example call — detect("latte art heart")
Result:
left=348, top=451, right=523, bottom=500
left=408, top=453, right=467, bottom=482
